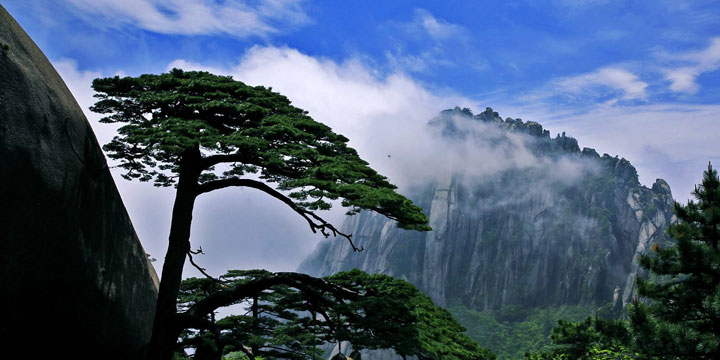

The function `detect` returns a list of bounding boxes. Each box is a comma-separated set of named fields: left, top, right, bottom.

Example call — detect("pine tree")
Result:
left=539, top=164, right=720, bottom=359
left=90, top=69, right=431, bottom=359
left=630, top=162, right=720, bottom=358
left=173, top=269, right=495, bottom=360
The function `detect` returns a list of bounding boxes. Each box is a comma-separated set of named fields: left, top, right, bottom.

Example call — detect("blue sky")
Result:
left=4, top=0, right=720, bottom=275
left=8, top=0, right=720, bottom=104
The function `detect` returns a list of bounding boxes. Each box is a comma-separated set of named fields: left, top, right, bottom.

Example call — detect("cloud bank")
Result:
left=169, top=47, right=590, bottom=196
left=500, top=102, right=720, bottom=203
left=55, top=43, right=720, bottom=277
left=169, top=46, right=476, bottom=188
left=56, top=46, right=475, bottom=276
left=64, top=0, right=310, bottom=38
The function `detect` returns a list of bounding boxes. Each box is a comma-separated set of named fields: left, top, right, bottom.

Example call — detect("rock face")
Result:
left=0, top=6, right=158, bottom=358
left=301, top=107, right=675, bottom=315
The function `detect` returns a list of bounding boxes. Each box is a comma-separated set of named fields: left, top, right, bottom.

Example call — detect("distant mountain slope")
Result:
left=300, top=106, right=675, bottom=315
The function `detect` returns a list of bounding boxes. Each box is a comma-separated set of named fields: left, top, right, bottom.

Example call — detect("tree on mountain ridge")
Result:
left=90, top=69, right=431, bottom=360
left=535, top=163, right=720, bottom=359
left=629, top=162, right=720, bottom=358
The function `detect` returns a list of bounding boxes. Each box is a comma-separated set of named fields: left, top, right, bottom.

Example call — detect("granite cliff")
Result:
left=0, top=6, right=157, bottom=358
left=300, top=107, right=676, bottom=358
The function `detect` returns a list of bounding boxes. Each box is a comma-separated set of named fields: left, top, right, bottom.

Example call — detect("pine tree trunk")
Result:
left=251, top=295, right=259, bottom=355
left=147, top=149, right=201, bottom=360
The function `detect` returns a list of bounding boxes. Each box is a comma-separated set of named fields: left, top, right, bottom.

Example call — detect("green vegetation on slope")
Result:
left=448, top=300, right=616, bottom=359
left=537, top=164, right=720, bottom=359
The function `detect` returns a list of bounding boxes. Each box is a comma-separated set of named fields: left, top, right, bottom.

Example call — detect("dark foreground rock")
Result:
left=0, top=6, right=158, bottom=358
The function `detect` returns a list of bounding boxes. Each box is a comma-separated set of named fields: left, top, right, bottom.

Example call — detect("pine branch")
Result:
left=200, top=153, right=255, bottom=169
left=182, top=272, right=359, bottom=323
left=196, top=177, right=363, bottom=251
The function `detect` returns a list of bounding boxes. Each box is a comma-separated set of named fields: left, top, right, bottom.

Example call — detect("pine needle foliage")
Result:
left=91, top=69, right=430, bottom=227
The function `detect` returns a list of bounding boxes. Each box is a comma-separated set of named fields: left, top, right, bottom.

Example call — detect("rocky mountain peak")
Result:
left=300, top=107, right=675, bottom=316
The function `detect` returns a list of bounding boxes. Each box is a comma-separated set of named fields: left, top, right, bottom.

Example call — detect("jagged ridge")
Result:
left=300, top=107, right=675, bottom=314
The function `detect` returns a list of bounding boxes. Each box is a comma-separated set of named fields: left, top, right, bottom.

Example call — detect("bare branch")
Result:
left=187, top=248, right=222, bottom=283
left=196, top=177, right=363, bottom=252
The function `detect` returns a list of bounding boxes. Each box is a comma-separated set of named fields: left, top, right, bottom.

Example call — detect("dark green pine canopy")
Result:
left=91, top=68, right=430, bottom=231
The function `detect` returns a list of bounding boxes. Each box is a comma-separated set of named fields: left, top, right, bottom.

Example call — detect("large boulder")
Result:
left=0, top=5, right=158, bottom=358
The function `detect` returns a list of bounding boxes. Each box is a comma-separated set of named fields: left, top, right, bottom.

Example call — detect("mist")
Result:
left=56, top=46, right=630, bottom=279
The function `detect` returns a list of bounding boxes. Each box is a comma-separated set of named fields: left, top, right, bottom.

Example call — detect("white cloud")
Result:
left=413, top=8, right=466, bottom=41
left=64, top=0, right=310, bottom=38
left=384, top=50, right=431, bottom=73
left=54, top=56, right=325, bottom=277
left=53, top=59, right=101, bottom=112
left=499, top=102, right=720, bottom=203
left=55, top=45, right=720, bottom=278
left=557, top=67, right=648, bottom=102
left=53, top=59, right=115, bottom=149
left=169, top=46, right=474, bottom=187
left=57, top=47, right=474, bottom=277
left=662, top=37, right=720, bottom=94
left=169, top=49, right=616, bottom=277
left=664, top=68, right=700, bottom=94
left=177, top=47, right=469, bottom=272
left=377, top=9, right=471, bottom=75
left=383, top=48, right=459, bottom=74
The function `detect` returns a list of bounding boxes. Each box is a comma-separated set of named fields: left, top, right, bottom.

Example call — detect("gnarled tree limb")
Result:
left=196, top=177, right=363, bottom=251
left=183, top=272, right=359, bottom=322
